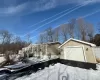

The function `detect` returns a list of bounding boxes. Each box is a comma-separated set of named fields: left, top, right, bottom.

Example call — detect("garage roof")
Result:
left=59, top=38, right=96, bottom=48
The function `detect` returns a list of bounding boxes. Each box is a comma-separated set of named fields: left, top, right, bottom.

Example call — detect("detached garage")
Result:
left=59, top=38, right=97, bottom=63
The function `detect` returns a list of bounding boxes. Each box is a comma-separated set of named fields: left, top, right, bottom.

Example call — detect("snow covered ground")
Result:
left=15, top=63, right=100, bottom=80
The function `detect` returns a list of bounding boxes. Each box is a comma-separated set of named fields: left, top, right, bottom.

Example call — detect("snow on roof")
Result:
left=44, top=42, right=61, bottom=45
left=30, top=42, right=61, bottom=45
left=59, top=38, right=96, bottom=48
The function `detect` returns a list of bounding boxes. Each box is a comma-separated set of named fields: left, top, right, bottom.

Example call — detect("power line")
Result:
left=21, top=5, right=80, bottom=37
left=30, top=7, right=100, bottom=40
left=30, top=22, right=68, bottom=39
left=83, top=9, right=100, bottom=18
left=22, top=3, right=86, bottom=37
left=29, top=5, right=80, bottom=28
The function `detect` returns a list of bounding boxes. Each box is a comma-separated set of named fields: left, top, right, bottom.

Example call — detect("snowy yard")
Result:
left=15, top=63, right=100, bottom=80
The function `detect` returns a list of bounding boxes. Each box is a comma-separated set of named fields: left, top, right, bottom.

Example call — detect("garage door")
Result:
left=64, top=47, right=85, bottom=62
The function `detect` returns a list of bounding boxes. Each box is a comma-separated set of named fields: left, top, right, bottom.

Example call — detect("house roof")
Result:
left=59, top=38, right=96, bottom=48
left=45, top=42, right=61, bottom=45
left=28, top=42, right=61, bottom=46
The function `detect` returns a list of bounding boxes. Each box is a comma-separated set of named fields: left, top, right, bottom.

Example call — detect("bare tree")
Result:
left=75, top=23, right=81, bottom=40
left=0, top=30, right=13, bottom=55
left=77, top=18, right=87, bottom=41
left=68, top=19, right=76, bottom=38
left=97, top=22, right=100, bottom=33
left=39, top=33, right=45, bottom=44
left=86, top=23, right=94, bottom=41
left=0, top=30, right=28, bottom=66
left=60, top=24, right=68, bottom=42
left=0, top=30, right=12, bottom=44
left=0, top=30, right=13, bottom=66
left=53, top=27, right=60, bottom=42
left=94, top=34, right=100, bottom=46
left=26, top=34, right=32, bottom=45
left=46, top=27, right=54, bottom=42
left=14, top=36, right=21, bottom=43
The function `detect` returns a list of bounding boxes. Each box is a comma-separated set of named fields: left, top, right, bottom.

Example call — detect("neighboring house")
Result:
left=92, top=47, right=100, bottom=58
left=19, top=42, right=61, bottom=59
left=59, top=38, right=97, bottom=63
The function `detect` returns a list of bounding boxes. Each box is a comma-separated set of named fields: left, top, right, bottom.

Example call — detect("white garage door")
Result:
left=64, top=47, right=85, bottom=62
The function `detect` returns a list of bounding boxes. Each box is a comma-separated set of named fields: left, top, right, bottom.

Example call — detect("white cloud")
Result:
left=31, top=0, right=57, bottom=12
left=0, top=0, right=100, bottom=16
left=0, top=2, right=28, bottom=16
left=0, top=0, right=57, bottom=16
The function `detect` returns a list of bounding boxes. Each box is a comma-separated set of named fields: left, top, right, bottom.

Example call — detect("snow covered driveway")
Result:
left=15, top=63, right=100, bottom=80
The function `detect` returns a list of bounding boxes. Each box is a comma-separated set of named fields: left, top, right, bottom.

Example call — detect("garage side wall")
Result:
left=60, top=40, right=96, bottom=63
left=47, top=43, right=61, bottom=58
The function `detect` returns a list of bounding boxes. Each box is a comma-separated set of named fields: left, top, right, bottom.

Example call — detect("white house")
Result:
left=18, top=42, right=61, bottom=59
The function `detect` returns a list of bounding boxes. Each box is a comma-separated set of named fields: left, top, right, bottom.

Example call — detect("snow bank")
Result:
left=15, top=63, right=100, bottom=80
left=4, top=62, right=30, bottom=69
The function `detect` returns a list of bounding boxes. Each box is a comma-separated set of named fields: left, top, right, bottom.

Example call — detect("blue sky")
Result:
left=0, top=0, right=100, bottom=43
